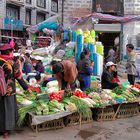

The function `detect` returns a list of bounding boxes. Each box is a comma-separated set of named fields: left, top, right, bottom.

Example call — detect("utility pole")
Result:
left=62, top=0, right=65, bottom=25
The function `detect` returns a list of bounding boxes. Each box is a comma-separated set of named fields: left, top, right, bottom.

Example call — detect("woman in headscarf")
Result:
left=0, top=44, right=31, bottom=138
left=77, top=48, right=93, bottom=91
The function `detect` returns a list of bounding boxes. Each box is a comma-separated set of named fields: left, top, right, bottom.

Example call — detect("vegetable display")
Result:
left=16, top=83, right=140, bottom=126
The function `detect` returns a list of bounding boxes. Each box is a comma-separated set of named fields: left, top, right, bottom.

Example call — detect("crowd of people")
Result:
left=0, top=40, right=137, bottom=138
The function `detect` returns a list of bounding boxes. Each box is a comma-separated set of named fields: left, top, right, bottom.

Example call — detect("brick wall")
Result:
left=124, top=0, right=140, bottom=15
left=58, top=0, right=140, bottom=27
left=122, top=21, right=140, bottom=56
left=0, top=0, right=6, bottom=19
left=58, top=0, right=92, bottom=28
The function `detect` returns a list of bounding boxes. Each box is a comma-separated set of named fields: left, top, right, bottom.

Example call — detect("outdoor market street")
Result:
left=3, top=116, right=140, bottom=140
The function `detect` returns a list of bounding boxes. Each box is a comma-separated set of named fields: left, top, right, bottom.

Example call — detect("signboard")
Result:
left=3, top=17, right=23, bottom=31
left=51, top=0, right=58, bottom=13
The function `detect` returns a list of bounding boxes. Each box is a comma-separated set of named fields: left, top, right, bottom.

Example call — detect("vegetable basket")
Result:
left=116, top=102, right=139, bottom=119
left=28, top=114, right=64, bottom=133
left=92, top=106, right=115, bottom=121
left=63, top=112, right=93, bottom=127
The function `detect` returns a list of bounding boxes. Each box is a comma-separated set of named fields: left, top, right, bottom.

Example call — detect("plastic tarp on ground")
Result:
left=28, top=111, right=74, bottom=125
left=70, top=12, right=140, bottom=25
left=27, top=15, right=60, bottom=33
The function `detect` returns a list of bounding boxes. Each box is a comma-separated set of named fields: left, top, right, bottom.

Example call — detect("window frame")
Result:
left=25, top=9, right=32, bottom=25
left=51, top=0, right=58, bottom=13
left=36, top=0, right=46, bottom=9
left=36, top=12, right=46, bottom=24
left=92, top=0, right=124, bottom=16
left=26, top=0, right=32, bottom=4
left=6, top=4, right=20, bottom=20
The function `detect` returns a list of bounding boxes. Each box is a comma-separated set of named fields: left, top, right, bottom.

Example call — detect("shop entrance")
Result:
left=97, top=32, right=120, bottom=63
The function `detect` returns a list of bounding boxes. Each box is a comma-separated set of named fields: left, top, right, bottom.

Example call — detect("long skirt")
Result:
left=0, top=95, right=17, bottom=132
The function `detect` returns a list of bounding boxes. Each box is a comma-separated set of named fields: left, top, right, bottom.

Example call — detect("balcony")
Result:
left=6, top=0, right=24, bottom=6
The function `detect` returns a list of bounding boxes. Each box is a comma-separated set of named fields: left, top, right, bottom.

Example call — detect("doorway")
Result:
left=97, top=32, right=120, bottom=62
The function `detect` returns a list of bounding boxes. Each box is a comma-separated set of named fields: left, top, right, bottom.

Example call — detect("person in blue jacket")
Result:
left=77, top=48, right=93, bottom=91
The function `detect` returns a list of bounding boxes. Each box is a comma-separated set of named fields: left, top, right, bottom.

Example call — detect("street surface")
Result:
left=2, top=116, right=140, bottom=140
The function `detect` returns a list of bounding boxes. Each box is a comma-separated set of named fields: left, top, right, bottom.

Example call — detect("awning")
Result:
left=70, top=12, right=140, bottom=25
left=27, top=15, right=60, bottom=33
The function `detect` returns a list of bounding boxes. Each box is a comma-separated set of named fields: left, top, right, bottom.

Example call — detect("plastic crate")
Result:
left=92, top=106, right=115, bottom=121
left=116, top=103, right=139, bottom=119
left=64, top=112, right=93, bottom=127
left=28, top=115, right=64, bottom=132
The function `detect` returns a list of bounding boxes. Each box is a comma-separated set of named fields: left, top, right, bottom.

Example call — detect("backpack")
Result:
left=0, top=63, right=7, bottom=96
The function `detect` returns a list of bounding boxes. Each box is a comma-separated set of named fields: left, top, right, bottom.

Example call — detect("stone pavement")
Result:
left=2, top=116, right=140, bottom=140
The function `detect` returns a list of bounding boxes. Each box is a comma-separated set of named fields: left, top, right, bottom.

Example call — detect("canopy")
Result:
left=27, top=15, right=60, bottom=33
left=70, top=12, right=140, bottom=25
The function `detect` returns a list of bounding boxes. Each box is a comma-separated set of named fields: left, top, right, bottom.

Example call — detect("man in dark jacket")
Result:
left=101, top=62, right=120, bottom=89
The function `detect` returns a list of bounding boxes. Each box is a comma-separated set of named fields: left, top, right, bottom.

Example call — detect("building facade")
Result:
left=58, top=0, right=140, bottom=58
left=0, top=0, right=58, bottom=43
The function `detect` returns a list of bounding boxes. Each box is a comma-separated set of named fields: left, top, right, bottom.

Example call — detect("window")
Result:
left=6, top=5, right=20, bottom=20
left=92, top=0, right=123, bottom=16
left=36, top=12, right=46, bottom=24
left=37, top=0, right=46, bottom=8
left=25, top=9, right=31, bottom=25
left=51, top=0, right=58, bottom=13
left=26, top=0, right=32, bottom=4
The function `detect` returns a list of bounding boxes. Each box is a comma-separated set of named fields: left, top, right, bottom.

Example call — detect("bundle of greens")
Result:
left=48, top=100, right=65, bottom=114
left=17, top=102, right=37, bottom=127
left=70, top=96, right=92, bottom=119
left=112, top=87, right=126, bottom=95
left=85, top=87, right=99, bottom=95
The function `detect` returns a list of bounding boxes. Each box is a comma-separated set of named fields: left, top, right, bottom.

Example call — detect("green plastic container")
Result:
left=91, top=76, right=97, bottom=81
left=45, top=67, right=53, bottom=74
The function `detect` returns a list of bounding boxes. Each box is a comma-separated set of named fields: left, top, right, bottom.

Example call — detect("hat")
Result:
left=52, top=63, right=63, bottom=74
left=0, top=44, right=14, bottom=51
left=105, top=61, right=117, bottom=67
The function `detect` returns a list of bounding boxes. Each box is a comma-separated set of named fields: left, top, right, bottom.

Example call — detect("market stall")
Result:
left=15, top=15, right=140, bottom=133
left=16, top=81, right=140, bottom=132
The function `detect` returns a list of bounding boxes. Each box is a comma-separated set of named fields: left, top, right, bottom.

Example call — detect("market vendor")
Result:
left=101, top=61, right=121, bottom=89
left=51, top=60, right=78, bottom=90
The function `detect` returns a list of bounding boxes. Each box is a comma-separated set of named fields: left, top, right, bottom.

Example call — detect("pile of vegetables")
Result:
left=28, top=85, right=41, bottom=93
left=73, top=89, right=87, bottom=98
left=132, top=84, right=140, bottom=90
left=46, top=80, right=59, bottom=93
left=48, top=100, right=65, bottom=114
left=16, top=82, right=140, bottom=127
left=70, top=96, right=92, bottom=119
left=49, top=92, right=62, bottom=101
